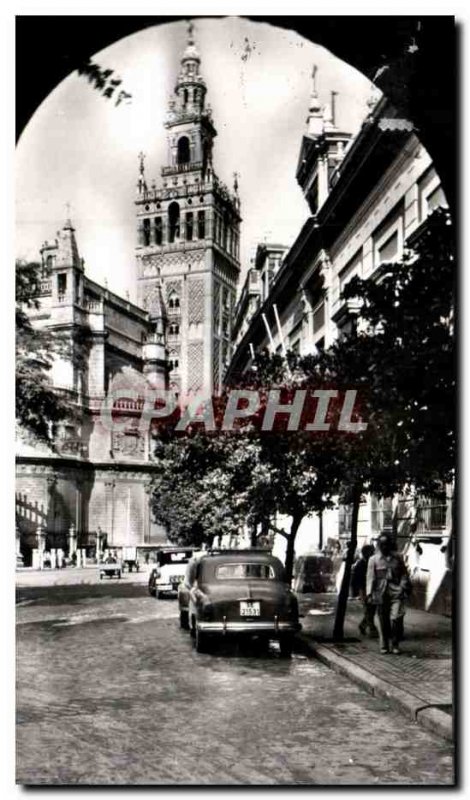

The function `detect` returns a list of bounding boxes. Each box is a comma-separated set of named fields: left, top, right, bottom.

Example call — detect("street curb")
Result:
left=299, top=635, right=453, bottom=743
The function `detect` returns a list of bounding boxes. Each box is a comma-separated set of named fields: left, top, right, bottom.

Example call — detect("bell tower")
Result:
left=135, top=22, right=241, bottom=399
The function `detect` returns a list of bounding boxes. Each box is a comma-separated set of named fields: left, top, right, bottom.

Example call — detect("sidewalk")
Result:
left=298, top=594, right=453, bottom=742
left=15, top=566, right=150, bottom=588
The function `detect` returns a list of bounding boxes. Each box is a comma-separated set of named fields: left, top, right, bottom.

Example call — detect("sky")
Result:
left=16, top=16, right=374, bottom=301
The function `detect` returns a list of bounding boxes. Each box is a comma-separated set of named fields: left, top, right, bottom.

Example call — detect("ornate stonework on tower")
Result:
left=135, top=22, right=241, bottom=398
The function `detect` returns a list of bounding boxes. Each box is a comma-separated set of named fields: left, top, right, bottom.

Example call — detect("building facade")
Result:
left=232, top=242, right=288, bottom=351
left=16, top=217, right=170, bottom=566
left=226, top=72, right=452, bottom=613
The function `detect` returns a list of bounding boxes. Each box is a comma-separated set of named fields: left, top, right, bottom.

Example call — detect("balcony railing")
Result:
left=39, top=280, right=51, bottom=295
left=161, top=161, right=203, bottom=177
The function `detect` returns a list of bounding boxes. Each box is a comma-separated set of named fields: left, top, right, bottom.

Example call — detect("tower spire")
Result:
left=172, top=20, right=207, bottom=117
left=306, top=64, right=323, bottom=136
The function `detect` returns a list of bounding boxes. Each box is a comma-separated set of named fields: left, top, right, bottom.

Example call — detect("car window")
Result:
left=157, top=550, right=192, bottom=567
left=215, top=563, right=275, bottom=580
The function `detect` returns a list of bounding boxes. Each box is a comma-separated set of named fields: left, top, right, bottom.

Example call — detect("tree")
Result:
left=150, top=433, right=249, bottom=548
left=16, top=260, right=78, bottom=447
left=149, top=356, right=343, bottom=582
left=301, top=207, right=455, bottom=638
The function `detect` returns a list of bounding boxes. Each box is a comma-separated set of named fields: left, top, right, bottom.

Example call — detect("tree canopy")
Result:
left=16, top=260, right=78, bottom=447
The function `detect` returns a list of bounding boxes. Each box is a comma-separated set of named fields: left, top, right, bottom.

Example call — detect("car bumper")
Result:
left=156, top=583, right=181, bottom=592
left=197, top=620, right=302, bottom=635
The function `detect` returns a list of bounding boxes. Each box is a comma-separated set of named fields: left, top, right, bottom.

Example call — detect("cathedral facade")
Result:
left=16, top=26, right=240, bottom=566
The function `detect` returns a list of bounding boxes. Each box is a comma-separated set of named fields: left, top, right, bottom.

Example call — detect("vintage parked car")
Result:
left=178, top=549, right=301, bottom=656
left=99, top=558, right=122, bottom=580
left=292, top=553, right=336, bottom=593
left=148, top=547, right=194, bottom=598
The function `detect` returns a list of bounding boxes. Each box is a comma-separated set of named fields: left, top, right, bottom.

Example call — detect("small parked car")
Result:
left=292, top=553, right=336, bottom=593
left=99, top=557, right=122, bottom=580
left=178, top=549, right=301, bottom=656
left=148, top=547, right=194, bottom=598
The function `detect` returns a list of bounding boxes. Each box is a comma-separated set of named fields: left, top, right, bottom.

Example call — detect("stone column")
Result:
left=68, top=523, right=77, bottom=561
left=143, top=481, right=152, bottom=545
left=36, top=524, right=46, bottom=570
left=96, top=526, right=102, bottom=563
left=105, top=480, right=116, bottom=546
left=46, top=475, right=57, bottom=539
left=16, top=524, right=24, bottom=568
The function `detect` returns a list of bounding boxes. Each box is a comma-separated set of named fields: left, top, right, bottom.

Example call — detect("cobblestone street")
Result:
left=16, top=573, right=454, bottom=785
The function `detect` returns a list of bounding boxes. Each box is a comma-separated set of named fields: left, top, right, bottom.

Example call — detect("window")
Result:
left=339, top=249, right=362, bottom=296
left=157, top=549, right=191, bottom=567
left=377, top=231, right=399, bottom=264
left=168, top=202, right=180, bottom=243
left=169, top=358, right=179, bottom=371
left=169, top=323, right=180, bottom=336
left=186, top=211, right=193, bottom=241
left=168, top=294, right=180, bottom=311
left=197, top=210, right=205, bottom=239
left=154, top=217, right=162, bottom=246
left=373, top=204, right=404, bottom=267
left=46, top=254, right=54, bottom=270
left=143, top=218, right=151, bottom=247
left=57, top=273, right=67, bottom=295
left=419, top=168, right=448, bottom=221
left=216, top=563, right=275, bottom=580
left=177, top=136, right=190, bottom=165
left=424, top=185, right=447, bottom=217
left=290, top=338, right=301, bottom=353
left=313, top=302, right=325, bottom=334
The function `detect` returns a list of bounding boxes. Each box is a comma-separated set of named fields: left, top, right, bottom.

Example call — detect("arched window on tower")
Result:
left=168, top=292, right=180, bottom=311
left=143, top=218, right=151, bottom=247
left=154, top=217, right=162, bottom=246
left=183, top=88, right=189, bottom=107
left=177, top=136, right=190, bottom=165
left=168, top=202, right=180, bottom=243
left=197, top=210, right=205, bottom=240
left=186, top=211, right=193, bottom=241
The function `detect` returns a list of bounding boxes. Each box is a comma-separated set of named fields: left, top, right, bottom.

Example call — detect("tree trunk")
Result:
left=333, top=483, right=362, bottom=642
left=284, top=514, right=302, bottom=585
left=318, top=510, right=324, bottom=551
left=250, top=520, right=258, bottom=548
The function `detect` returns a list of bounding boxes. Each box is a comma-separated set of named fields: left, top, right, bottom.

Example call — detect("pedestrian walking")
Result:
left=351, top=544, right=378, bottom=638
left=366, top=532, right=411, bottom=655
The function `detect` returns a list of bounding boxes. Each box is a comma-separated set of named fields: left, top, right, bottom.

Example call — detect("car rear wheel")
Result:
left=279, top=635, right=293, bottom=658
left=194, top=626, right=210, bottom=653
left=179, top=609, right=189, bottom=629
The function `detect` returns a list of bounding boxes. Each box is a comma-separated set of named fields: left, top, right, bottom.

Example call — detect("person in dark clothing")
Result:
left=366, top=532, right=411, bottom=655
left=351, top=544, right=378, bottom=637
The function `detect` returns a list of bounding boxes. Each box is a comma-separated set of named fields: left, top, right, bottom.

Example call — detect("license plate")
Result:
left=240, top=601, right=260, bottom=617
